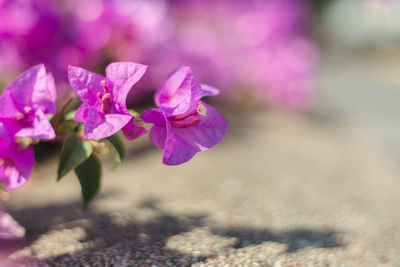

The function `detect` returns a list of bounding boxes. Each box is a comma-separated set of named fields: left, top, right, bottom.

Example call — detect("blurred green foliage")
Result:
left=312, top=0, right=335, bottom=13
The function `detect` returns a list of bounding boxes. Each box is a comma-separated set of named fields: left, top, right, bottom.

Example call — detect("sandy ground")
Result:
left=1, top=53, right=400, bottom=266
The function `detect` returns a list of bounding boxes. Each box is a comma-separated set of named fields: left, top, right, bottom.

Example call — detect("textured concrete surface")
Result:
left=2, top=52, right=400, bottom=266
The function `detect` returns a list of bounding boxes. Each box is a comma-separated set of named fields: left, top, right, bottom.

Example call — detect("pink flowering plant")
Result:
left=0, top=0, right=319, bottom=241
left=0, top=63, right=228, bottom=233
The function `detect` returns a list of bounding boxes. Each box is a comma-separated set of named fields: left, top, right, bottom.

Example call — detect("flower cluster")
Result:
left=69, top=63, right=228, bottom=165
left=0, top=64, right=55, bottom=191
left=0, top=64, right=57, bottom=239
left=0, top=63, right=227, bottom=235
left=0, top=0, right=317, bottom=109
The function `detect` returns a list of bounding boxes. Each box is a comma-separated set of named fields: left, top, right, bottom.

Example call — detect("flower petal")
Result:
left=122, top=118, right=147, bottom=140
left=2, top=64, right=47, bottom=112
left=37, top=72, right=57, bottom=114
left=83, top=108, right=132, bottom=140
left=0, top=91, right=20, bottom=118
left=0, top=141, right=34, bottom=191
left=0, top=118, right=20, bottom=142
left=142, top=109, right=168, bottom=149
left=68, top=65, right=106, bottom=108
left=200, top=84, right=220, bottom=97
left=141, top=108, right=167, bottom=126
left=31, top=70, right=57, bottom=114
left=0, top=209, right=25, bottom=240
left=154, top=66, right=203, bottom=116
left=142, top=109, right=197, bottom=165
left=0, top=121, right=6, bottom=141
left=15, top=109, right=55, bottom=140
left=105, top=62, right=147, bottom=113
left=148, top=125, right=167, bottom=150
left=74, top=103, right=90, bottom=122
left=173, top=102, right=228, bottom=151
left=163, top=119, right=198, bottom=165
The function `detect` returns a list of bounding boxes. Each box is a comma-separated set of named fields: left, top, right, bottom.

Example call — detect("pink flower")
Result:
left=0, top=140, right=34, bottom=191
left=0, top=209, right=25, bottom=240
left=68, top=62, right=147, bottom=140
left=141, top=66, right=228, bottom=165
left=0, top=64, right=56, bottom=141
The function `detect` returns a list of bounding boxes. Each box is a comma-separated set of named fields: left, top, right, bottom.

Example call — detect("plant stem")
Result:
left=53, top=93, right=76, bottom=132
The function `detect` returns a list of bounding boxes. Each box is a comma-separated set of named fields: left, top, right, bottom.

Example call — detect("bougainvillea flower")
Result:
left=0, top=140, right=34, bottom=191
left=68, top=62, right=147, bottom=140
left=141, top=66, right=228, bottom=165
left=0, top=64, right=56, bottom=141
left=0, top=209, right=25, bottom=240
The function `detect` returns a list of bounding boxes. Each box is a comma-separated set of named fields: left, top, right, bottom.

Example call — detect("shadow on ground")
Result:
left=6, top=196, right=343, bottom=266
left=212, top=227, right=341, bottom=253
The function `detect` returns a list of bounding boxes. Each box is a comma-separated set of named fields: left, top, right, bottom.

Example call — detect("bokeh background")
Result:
left=2, top=0, right=400, bottom=265
left=0, top=0, right=318, bottom=108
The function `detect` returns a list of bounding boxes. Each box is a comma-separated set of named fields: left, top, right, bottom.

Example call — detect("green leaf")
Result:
left=75, top=154, right=102, bottom=209
left=16, top=137, right=33, bottom=148
left=57, top=135, right=93, bottom=180
left=58, top=121, right=76, bottom=134
left=74, top=123, right=84, bottom=133
left=105, top=134, right=125, bottom=168
left=47, top=114, right=55, bottom=121
left=128, top=109, right=145, bottom=124
left=64, top=110, right=77, bottom=121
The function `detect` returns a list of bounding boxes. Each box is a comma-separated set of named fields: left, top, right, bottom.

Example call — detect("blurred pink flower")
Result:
left=0, top=209, right=25, bottom=240
left=144, top=0, right=317, bottom=109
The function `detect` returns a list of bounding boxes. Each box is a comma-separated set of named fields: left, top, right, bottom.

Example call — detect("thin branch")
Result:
left=53, top=93, right=76, bottom=132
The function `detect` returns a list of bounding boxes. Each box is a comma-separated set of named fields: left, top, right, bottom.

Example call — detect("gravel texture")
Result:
left=1, top=54, right=400, bottom=266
